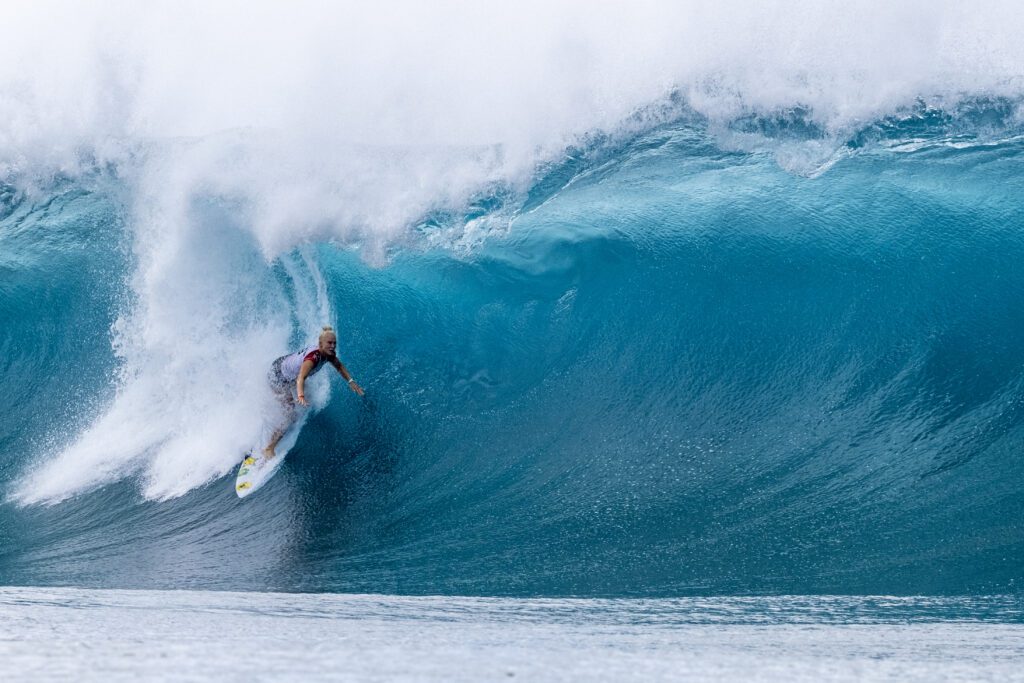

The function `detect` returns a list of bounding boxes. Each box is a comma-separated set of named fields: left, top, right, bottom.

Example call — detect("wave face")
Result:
left=2, top=3, right=1024, bottom=596
left=2, top=112, right=1023, bottom=596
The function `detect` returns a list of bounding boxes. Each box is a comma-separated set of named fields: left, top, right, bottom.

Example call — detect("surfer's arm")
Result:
left=295, top=360, right=315, bottom=406
left=330, top=357, right=365, bottom=396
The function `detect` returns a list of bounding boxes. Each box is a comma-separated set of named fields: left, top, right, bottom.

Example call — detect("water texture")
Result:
left=0, top=2, right=1022, bottom=598
left=2, top=589, right=1023, bottom=682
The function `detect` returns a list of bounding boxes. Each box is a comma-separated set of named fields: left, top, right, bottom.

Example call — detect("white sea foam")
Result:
left=2, top=588, right=1023, bottom=682
left=5, top=0, right=1024, bottom=230
left=6, top=1, right=1024, bottom=502
left=3, top=2, right=1024, bottom=178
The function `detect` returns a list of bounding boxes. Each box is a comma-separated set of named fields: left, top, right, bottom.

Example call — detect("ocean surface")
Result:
left=1, top=2, right=1023, bottom=679
left=2, top=589, right=1023, bottom=682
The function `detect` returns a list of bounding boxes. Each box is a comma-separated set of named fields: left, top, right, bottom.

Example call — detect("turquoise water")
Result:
left=2, top=109, right=1022, bottom=597
left=1, top=5, right=1023, bottom=613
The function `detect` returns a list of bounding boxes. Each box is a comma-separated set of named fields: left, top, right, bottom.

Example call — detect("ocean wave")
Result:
left=2, top=105, right=1022, bottom=594
left=1, top=3, right=1023, bottom=595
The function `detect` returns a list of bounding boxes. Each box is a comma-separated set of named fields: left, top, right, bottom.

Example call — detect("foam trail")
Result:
left=12, top=142, right=293, bottom=503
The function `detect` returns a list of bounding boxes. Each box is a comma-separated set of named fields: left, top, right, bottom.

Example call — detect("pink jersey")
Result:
left=277, top=346, right=331, bottom=381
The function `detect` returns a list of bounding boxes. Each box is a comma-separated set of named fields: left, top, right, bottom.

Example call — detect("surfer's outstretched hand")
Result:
left=348, top=379, right=365, bottom=397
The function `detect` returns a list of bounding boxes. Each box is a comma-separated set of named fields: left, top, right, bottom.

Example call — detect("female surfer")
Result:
left=263, top=326, right=364, bottom=457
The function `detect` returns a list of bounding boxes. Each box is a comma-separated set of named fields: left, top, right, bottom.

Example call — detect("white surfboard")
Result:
left=235, top=415, right=306, bottom=498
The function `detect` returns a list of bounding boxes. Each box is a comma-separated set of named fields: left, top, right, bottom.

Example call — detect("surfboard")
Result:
left=235, top=415, right=306, bottom=498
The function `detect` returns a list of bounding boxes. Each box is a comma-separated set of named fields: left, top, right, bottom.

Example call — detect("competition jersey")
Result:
left=277, top=346, right=332, bottom=381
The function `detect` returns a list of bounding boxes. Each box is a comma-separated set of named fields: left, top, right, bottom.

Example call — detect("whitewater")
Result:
left=1, top=1, right=1023, bottom=680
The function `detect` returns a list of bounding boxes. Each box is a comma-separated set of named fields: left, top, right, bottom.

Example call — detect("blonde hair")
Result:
left=319, top=326, right=336, bottom=341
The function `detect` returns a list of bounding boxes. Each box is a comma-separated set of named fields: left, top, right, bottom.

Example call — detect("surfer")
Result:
left=263, top=326, right=364, bottom=458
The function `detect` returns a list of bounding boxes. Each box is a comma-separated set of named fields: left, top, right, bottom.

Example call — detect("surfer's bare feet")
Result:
left=262, top=447, right=276, bottom=459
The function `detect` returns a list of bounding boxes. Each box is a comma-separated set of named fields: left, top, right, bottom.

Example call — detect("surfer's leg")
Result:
left=263, top=428, right=286, bottom=458
left=264, top=406, right=296, bottom=458
left=264, top=378, right=296, bottom=458
left=264, top=410, right=298, bottom=458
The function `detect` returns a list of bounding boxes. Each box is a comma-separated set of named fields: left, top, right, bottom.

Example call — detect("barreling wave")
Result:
left=1, top=101, right=1022, bottom=596
left=2, top=2, right=1024, bottom=596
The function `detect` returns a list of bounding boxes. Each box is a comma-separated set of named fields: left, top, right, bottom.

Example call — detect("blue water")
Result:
left=1, top=104, right=1023, bottom=598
